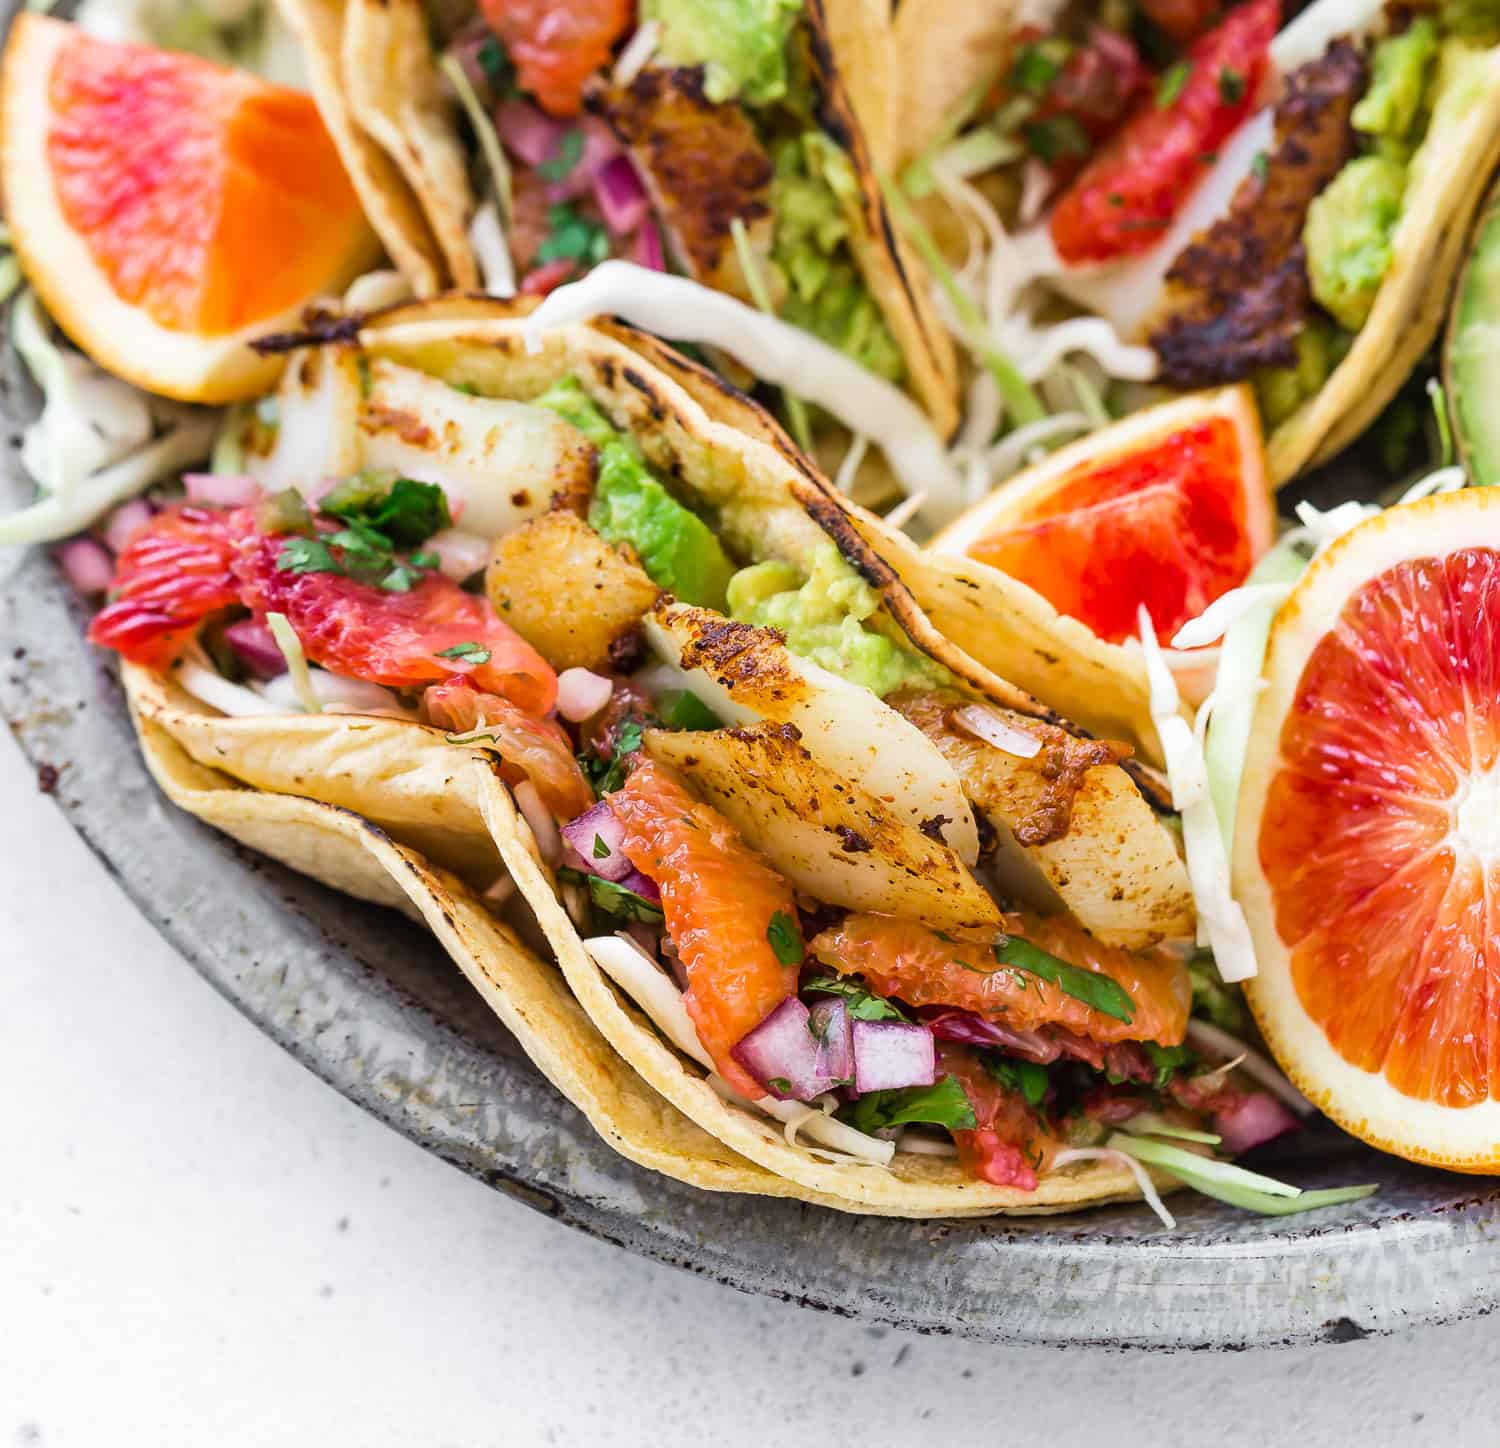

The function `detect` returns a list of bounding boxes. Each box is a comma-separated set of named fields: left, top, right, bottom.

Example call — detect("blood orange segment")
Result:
left=478, top=0, right=633, bottom=117
left=233, top=531, right=559, bottom=716
left=1236, top=489, right=1500, bottom=1170
left=939, top=1042, right=1059, bottom=1189
left=608, top=761, right=802, bottom=1099
left=1, top=16, right=379, bottom=401
left=809, top=913, right=1191, bottom=1047
left=46, top=34, right=365, bottom=335
left=1049, top=0, right=1276, bottom=265
left=929, top=386, right=1272, bottom=647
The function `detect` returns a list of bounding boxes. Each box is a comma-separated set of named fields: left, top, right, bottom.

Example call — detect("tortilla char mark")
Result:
left=1150, top=40, right=1365, bottom=386
left=587, top=66, right=773, bottom=303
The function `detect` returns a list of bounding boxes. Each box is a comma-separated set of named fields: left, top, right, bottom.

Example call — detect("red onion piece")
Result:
left=1213, top=1091, right=1298, bottom=1154
left=183, top=473, right=263, bottom=509
left=496, top=99, right=571, bottom=167
left=103, top=498, right=153, bottom=554
left=57, top=536, right=114, bottom=596
left=560, top=800, right=632, bottom=883
left=619, top=868, right=660, bottom=904
left=556, top=667, right=613, bottom=723
left=521, top=258, right=579, bottom=296
left=544, top=119, right=623, bottom=201
left=953, top=704, right=1043, bottom=759
left=427, top=528, right=490, bottom=583
left=921, top=1007, right=1061, bottom=1063
left=732, top=996, right=826, bottom=1101
left=809, top=999, right=852, bottom=1085
left=593, top=154, right=648, bottom=237
left=852, top=1019, right=936, bottom=1093
left=224, top=618, right=288, bottom=680
left=633, top=220, right=665, bottom=271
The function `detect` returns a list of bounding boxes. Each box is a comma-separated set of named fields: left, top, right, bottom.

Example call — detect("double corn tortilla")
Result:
left=121, top=299, right=1186, bottom=1214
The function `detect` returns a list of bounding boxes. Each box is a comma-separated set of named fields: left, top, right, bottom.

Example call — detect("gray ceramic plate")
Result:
left=3, top=50, right=1498, bottom=1349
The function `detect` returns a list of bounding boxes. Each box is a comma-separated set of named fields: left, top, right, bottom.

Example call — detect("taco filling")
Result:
left=897, top=0, right=1500, bottom=466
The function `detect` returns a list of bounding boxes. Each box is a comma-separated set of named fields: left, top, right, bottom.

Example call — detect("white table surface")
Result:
left=2, top=724, right=1497, bottom=1447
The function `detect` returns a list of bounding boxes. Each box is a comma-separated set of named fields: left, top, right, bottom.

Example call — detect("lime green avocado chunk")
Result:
left=643, top=0, right=802, bottom=105
left=1445, top=185, right=1500, bottom=484
left=727, top=544, right=948, bottom=697
left=1303, top=154, right=1406, bottom=331
left=535, top=378, right=736, bottom=610
left=1352, top=19, right=1439, bottom=140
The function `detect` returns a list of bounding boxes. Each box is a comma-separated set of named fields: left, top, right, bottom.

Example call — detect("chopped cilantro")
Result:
left=802, top=976, right=908, bottom=1022
left=256, top=487, right=314, bottom=537
left=592, top=834, right=612, bottom=860
left=766, top=1076, right=793, bottom=1095
left=1156, top=61, right=1191, bottom=107
left=840, top=1076, right=977, bottom=1134
left=558, top=866, right=664, bottom=923
left=1251, top=149, right=1270, bottom=181
left=1217, top=66, right=1245, bottom=104
left=1144, top=1041, right=1196, bottom=1089
left=276, top=537, right=339, bottom=576
left=983, top=1055, right=1051, bottom=1108
left=322, top=474, right=451, bottom=547
left=1022, top=114, right=1090, bottom=165
left=993, top=936, right=1136, bottom=1024
left=1011, top=40, right=1066, bottom=96
left=435, top=641, right=493, bottom=665
left=1108, top=193, right=1124, bottom=207
left=408, top=551, right=440, bottom=570
left=379, top=564, right=421, bottom=593
left=654, top=689, right=722, bottom=731
left=766, top=910, right=804, bottom=967
left=538, top=129, right=584, bottom=182
left=584, top=719, right=646, bottom=795
left=477, top=34, right=510, bottom=88
left=537, top=203, right=610, bottom=266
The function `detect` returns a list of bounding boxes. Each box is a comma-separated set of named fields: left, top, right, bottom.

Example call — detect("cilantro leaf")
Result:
left=1157, top=61, right=1191, bottom=107
left=993, top=936, right=1136, bottom=1024
left=591, top=834, right=612, bottom=860
left=379, top=564, right=421, bottom=593
left=477, top=34, right=512, bottom=90
left=537, top=203, right=609, bottom=266
left=802, top=975, right=908, bottom=1022
left=840, top=1076, right=977, bottom=1134
left=1144, top=1041, right=1196, bottom=1089
left=435, top=641, right=493, bottom=665
left=1022, top=114, right=1090, bottom=165
left=276, top=537, right=341, bottom=576
left=767, top=910, right=804, bottom=966
left=557, top=868, right=665, bottom=923
left=982, top=1054, right=1050, bottom=1108
left=1217, top=66, right=1245, bottom=103
left=1011, top=40, right=1066, bottom=95
left=538, top=129, right=584, bottom=182
left=321, top=473, right=451, bottom=547
left=584, top=718, right=647, bottom=796
left=1251, top=149, right=1270, bottom=181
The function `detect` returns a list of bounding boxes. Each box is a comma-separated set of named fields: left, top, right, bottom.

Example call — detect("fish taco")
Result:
left=278, top=0, right=960, bottom=448
left=75, top=295, right=1293, bottom=1218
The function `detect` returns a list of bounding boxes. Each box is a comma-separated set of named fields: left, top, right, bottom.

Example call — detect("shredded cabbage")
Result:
left=74, top=0, right=306, bottom=85
left=1052, top=1147, right=1176, bottom=1229
left=440, top=53, right=516, bottom=299
left=265, top=612, right=322, bottom=714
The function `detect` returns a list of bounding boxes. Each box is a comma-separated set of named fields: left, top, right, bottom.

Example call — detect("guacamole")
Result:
left=1305, top=155, right=1407, bottom=331
left=536, top=378, right=736, bottom=611
left=1253, top=320, right=1349, bottom=427
left=645, top=0, right=803, bottom=105
left=771, top=135, right=906, bottom=383
left=1352, top=19, right=1438, bottom=141
left=727, top=544, right=948, bottom=697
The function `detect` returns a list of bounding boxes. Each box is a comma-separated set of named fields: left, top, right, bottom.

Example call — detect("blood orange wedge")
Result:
left=1235, top=487, right=1500, bottom=1171
left=928, top=386, right=1274, bottom=652
left=0, top=15, right=380, bottom=403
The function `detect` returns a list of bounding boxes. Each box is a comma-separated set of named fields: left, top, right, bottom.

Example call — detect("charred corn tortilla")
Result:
left=271, top=0, right=448, bottom=294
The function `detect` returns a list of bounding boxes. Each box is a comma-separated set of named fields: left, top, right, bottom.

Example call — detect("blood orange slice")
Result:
left=0, top=15, right=379, bottom=402
left=1236, top=487, right=1500, bottom=1170
left=929, top=386, right=1274, bottom=650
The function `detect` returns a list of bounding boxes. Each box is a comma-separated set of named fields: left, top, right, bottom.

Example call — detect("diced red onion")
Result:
left=560, top=800, right=632, bottom=882
left=593, top=154, right=648, bottom=237
left=920, top=1007, right=1061, bottom=1063
left=953, top=704, right=1043, bottom=759
left=633, top=220, right=665, bottom=272
left=852, top=1019, right=936, bottom=1093
left=513, top=779, right=562, bottom=863
left=732, top=996, right=827, bottom=1102
left=521, top=259, right=579, bottom=296
left=103, top=498, right=153, bottom=554
left=556, top=667, right=613, bottom=723
left=57, top=536, right=115, bottom=596
left=1213, top=1091, right=1298, bottom=1154
left=183, top=473, right=263, bottom=509
left=619, top=868, right=660, bottom=904
left=809, top=999, right=852, bottom=1085
left=426, top=527, right=490, bottom=583
left=224, top=618, right=288, bottom=680
left=624, top=921, right=661, bottom=958
left=496, top=99, right=572, bottom=167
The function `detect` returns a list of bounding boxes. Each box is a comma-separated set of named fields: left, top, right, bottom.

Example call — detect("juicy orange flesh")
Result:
left=809, top=913, right=1191, bottom=1047
left=1261, top=548, right=1500, bottom=1107
left=47, top=34, right=366, bottom=334
left=609, top=761, right=802, bottom=1100
left=967, top=417, right=1252, bottom=644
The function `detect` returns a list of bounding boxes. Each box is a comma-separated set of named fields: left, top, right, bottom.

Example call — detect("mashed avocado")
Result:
left=1304, top=154, right=1406, bottom=331
left=645, top=0, right=802, bottom=105
left=1253, top=321, right=1350, bottom=427
left=1352, top=19, right=1439, bottom=140
left=727, top=544, right=948, bottom=697
left=536, top=378, right=736, bottom=610
left=771, top=135, right=906, bottom=382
